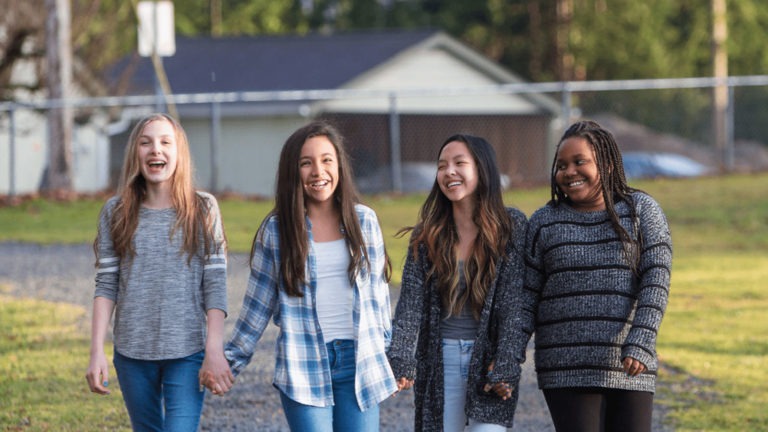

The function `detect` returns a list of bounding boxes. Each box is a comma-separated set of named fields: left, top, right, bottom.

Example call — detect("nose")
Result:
left=309, top=160, right=321, bottom=176
left=149, top=140, right=162, bottom=154
left=564, top=163, right=576, bottom=176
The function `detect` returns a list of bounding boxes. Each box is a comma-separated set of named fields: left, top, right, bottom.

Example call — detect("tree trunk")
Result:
left=43, top=0, right=74, bottom=194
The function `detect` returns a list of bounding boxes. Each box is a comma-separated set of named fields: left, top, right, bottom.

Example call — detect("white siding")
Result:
left=185, top=116, right=308, bottom=197
left=318, top=47, right=540, bottom=114
left=0, top=110, right=47, bottom=195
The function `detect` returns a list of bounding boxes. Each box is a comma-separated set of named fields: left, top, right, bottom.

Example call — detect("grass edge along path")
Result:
left=0, top=293, right=130, bottom=431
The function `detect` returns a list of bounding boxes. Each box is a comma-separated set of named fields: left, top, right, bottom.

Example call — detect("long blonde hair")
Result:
left=96, top=113, right=221, bottom=263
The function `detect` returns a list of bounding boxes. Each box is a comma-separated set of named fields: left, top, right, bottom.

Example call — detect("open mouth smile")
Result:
left=308, top=179, right=330, bottom=189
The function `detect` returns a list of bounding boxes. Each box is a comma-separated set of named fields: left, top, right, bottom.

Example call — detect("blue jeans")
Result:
left=113, top=350, right=205, bottom=432
left=442, top=339, right=507, bottom=432
left=279, top=339, right=379, bottom=432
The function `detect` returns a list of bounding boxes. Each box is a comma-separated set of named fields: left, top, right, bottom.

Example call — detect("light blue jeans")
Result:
left=442, top=338, right=507, bottom=432
left=113, top=349, right=205, bottom=432
left=279, top=339, right=379, bottom=432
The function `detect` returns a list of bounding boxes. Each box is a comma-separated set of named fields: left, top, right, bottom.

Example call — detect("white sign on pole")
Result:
left=137, top=1, right=175, bottom=57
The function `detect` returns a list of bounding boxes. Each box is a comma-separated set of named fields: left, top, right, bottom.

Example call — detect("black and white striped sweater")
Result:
left=519, top=192, right=672, bottom=393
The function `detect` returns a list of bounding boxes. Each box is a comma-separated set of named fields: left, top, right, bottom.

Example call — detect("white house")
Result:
left=107, top=29, right=560, bottom=196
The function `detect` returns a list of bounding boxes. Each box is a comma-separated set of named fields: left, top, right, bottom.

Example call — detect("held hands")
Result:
left=482, top=361, right=513, bottom=400
left=393, top=377, right=414, bottom=396
left=85, top=350, right=111, bottom=395
left=199, top=351, right=235, bottom=396
left=622, top=356, right=646, bottom=377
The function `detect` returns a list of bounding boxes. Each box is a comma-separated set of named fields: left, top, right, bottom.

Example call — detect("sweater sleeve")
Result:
left=486, top=209, right=527, bottom=384
left=200, top=193, right=228, bottom=315
left=94, top=197, right=120, bottom=301
left=621, top=194, right=672, bottom=368
left=387, top=240, right=426, bottom=381
left=517, top=209, right=546, bottom=362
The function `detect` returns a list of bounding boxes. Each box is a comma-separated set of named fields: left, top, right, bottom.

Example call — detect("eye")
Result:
left=299, top=160, right=310, bottom=167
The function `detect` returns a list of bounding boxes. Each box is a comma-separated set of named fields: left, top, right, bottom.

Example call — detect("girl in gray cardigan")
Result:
left=520, top=120, right=672, bottom=432
left=388, top=134, right=527, bottom=431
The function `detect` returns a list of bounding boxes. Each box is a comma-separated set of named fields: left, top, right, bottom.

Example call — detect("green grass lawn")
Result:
left=0, top=293, right=130, bottom=430
left=1, top=172, right=767, bottom=430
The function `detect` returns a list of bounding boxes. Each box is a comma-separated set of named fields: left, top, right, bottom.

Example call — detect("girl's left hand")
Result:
left=622, top=356, right=646, bottom=377
left=482, top=360, right=513, bottom=400
left=199, top=351, right=234, bottom=396
left=483, top=381, right=513, bottom=400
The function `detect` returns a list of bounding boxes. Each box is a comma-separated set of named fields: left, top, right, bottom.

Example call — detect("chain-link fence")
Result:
left=3, top=76, right=768, bottom=197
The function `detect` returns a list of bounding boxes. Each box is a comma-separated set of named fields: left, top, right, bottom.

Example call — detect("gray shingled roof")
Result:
left=111, top=29, right=440, bottom=94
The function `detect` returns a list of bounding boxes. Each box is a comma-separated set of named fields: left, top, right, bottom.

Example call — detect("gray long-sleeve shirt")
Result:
left=521, top=192, right=672, bottom=393
left=94, top=192, right=227, bottom=360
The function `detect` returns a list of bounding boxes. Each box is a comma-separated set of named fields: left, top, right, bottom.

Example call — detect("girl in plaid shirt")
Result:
left=221, top=121, right=397, bottom=431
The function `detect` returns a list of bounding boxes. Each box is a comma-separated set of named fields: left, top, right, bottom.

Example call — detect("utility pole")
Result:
left=555, top=0, right=574, bottom=82
left=711, top=0, right=729, bottom=172
left=43, top=0, right=74, bottom=194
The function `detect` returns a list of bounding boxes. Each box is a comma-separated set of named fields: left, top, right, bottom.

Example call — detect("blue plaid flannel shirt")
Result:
left=225, top=204, right=397, bottom=410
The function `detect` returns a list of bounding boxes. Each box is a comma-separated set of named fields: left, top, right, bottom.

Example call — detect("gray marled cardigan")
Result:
left=387, top=208, right=527, bottom=431
left=520, top=192, right=672, bottom=393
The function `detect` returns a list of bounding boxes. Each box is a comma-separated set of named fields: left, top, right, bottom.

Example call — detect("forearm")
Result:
left=205, top=308, right=227, bottom=355
left=90, top=296, right=115, bottom=354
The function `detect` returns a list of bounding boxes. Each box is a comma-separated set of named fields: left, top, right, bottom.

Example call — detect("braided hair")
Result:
left=550, top=120, right=643, bottom=273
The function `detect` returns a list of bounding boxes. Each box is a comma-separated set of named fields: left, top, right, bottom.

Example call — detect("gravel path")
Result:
left=0, top=242, right=671, bottom=431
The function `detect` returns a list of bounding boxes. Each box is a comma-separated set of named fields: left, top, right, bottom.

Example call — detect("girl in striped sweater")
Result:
left=520, top=120, right=672, bottom=432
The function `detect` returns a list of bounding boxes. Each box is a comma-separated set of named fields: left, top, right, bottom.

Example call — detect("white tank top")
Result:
left=313, top=239, right=354, bottom=341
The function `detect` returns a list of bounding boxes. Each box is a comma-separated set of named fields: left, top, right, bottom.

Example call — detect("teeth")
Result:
left=568, top=180, right=584, bottom=187
left=148, top=161, right=165, bottom=167
left=310, top=180, right=329, bottom=188
left=447, top=181, right=461, bottom=188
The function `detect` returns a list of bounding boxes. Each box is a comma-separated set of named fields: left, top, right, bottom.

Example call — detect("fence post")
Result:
left=725, top=85, right=735, bottom=172
left=8, top=105, right=16, bottom=197
left=560, top=82, right=573, bottom=132
left=388, top=93, right=402, bottom=194
left=210, top=101, right=221, bottom=193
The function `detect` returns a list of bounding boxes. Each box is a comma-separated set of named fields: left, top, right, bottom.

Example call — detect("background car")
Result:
left=621, top=151, right=710, bottom=179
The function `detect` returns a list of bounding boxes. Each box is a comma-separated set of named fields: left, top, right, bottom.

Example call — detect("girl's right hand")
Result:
left=395, top=377, right=414, bottom=392
left=85, top=351, right=110, bottom=395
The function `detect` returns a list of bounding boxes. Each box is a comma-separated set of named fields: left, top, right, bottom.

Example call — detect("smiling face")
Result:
left=137, top=118, right=178, bottom=188
left=299, top=135, right=339, bottom=207
left=555, top=136, right=605, bottom=212
left=437, top=140, right=479, bottom=206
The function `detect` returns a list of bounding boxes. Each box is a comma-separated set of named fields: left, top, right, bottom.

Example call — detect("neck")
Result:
left=306, top=198, right=336, bottom=218
left=452, top=202, right=477, bottom=260
left=452, top=200, right=475, bottom=229
left=307, top=201, right=342, bottom=242
left=143, top=183, right=174, bottom=209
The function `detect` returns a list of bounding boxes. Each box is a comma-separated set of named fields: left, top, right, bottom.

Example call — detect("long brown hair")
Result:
left=254, top=120, right=391, bottom=297
left=550, top=120, right=642, bottom=272
left=400, top=134, right=513, bottom=319
left=95, top=113, right=222, bottom=263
